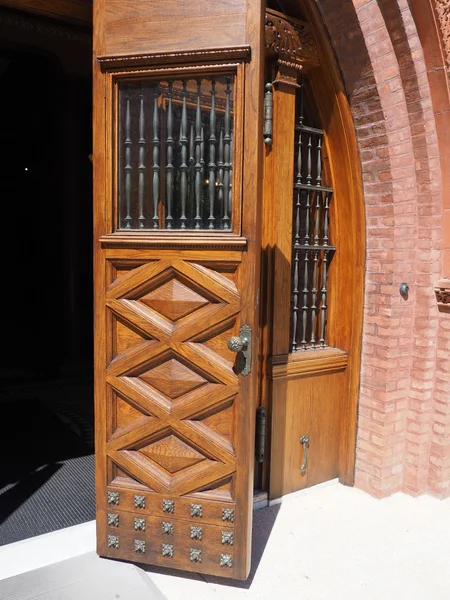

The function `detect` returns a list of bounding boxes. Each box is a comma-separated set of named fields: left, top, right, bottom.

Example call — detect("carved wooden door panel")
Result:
left=101, top=254, right=246, bottom=573
left=93, top=25, right=263, bottom=578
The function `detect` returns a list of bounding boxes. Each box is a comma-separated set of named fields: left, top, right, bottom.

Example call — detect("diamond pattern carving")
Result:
left=139, top=359, right=207, bottom=399
left=106, top=260, right=240, bottom=496
left=139, top=278, right=208, bottom=322
left=140, top=435, right=205, bottom=473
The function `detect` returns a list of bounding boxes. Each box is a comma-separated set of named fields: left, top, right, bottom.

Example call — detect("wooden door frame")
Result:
left=306, top=0, right=365, bottom=485
left=4, top=0, right=365, bottom=503
left=259, top=2, right=366, bottom=495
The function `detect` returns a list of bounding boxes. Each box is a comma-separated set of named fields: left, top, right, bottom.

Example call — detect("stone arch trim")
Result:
left=411, top=0, right=450, bottom=497
left=305, top=0, right=446, bottom=497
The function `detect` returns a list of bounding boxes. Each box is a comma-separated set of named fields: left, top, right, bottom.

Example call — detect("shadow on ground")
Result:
left=0, top=382, right=95, bottom=545
left=139, top=503, right=281, bottom=589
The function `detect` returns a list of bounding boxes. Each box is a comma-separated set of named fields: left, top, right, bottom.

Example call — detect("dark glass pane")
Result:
left=117, top=76, right=234, bottom=230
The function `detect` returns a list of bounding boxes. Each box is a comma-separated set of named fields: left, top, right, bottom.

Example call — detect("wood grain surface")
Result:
left=93, top=0, right=264, bottom=580
left=97, top=0, right=247, bottom=57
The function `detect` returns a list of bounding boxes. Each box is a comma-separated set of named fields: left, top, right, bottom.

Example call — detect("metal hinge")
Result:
left=255, top=406, right=266, bottom=463
left=263, top=82, right=273, bottom=146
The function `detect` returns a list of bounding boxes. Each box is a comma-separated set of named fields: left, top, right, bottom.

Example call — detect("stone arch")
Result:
left=302, top=0, right=446, bottom=497
left=410, top=0, right=450, bottom=497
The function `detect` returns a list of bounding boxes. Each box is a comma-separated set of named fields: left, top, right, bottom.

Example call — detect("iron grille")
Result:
left=117, top=76, right=234, bottom=230
left=291, top=79, right=335, bottom=351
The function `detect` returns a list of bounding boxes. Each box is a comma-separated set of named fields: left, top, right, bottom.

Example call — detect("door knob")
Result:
left=227, top=337, right=244, bottom=353
left=227, top=325, right=252, bottom=375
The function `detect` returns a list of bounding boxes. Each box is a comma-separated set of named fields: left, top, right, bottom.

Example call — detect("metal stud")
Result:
left=162, top=521, right=174, bottom=535
left=190, top=526, right=203, bottom=540
left=134, top=517, right=146, bottom=531
left=108, top=513, right=119, bottom=527
left=190, top=503, right=203, bottom=518
left=134, top=495, right=146, bottom=509
left=161, top=543, right=174, bottom=558
left=222, top=508, right=234, bottom=522
left=190, top=548, right=202, bottom=563
left=108, top=535, right=119, bottom=549
left=135, top=540, right=146, bottom=554
left=220, top=553, right=233, bottom=568
left=221, top=531, right=234, bottom=545
left=107, top=491, right=119, bottom=505
left=162, top=499, right=174, bottom=513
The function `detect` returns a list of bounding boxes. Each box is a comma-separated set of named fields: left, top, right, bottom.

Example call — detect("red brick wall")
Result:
left=415, top=1, right=450, bottom=498
left=316, top=0, right=449, bottom=497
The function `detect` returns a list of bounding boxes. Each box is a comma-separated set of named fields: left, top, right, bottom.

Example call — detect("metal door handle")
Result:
left=227, top=324, right=252, bottom=375
left=300, top=435, right=309, bottom=472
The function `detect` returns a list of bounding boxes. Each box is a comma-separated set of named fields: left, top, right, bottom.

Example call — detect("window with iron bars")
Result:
left=116, top=76, right=235, bottom=231
left=290, top=78, right=335, bottom=352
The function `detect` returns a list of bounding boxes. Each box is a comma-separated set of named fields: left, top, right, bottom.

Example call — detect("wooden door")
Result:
left=261, top=7, right=365, bottom=498
left=93, top=1, right=264, bottom=581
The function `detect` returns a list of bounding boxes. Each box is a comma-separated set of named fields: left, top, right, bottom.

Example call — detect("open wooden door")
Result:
left=93, top=1, right=264, bottom=581
left=260, top=5, right=365, bottom=499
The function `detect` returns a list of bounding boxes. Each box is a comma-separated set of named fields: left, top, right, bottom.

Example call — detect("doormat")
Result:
left=0, top=398, right=95, bottom=546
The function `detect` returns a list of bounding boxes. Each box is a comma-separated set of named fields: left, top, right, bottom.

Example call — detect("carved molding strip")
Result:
left=265, top=8, right=319, bottom=84
left=271, top=347, right=348, bottom=379
left=98, top=46, right=251, bottom=72
left=99, top=233, right=247, bottom=251
left=0, top=9, right=91, bottom=44
left=435, top=279, right=450, bottom=311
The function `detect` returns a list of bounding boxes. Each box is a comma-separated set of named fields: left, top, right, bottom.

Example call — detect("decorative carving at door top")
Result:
left=265, top=9, right=319, bottom=87
left=265, top=10, right=317, bottom=63
left=0, top=9, right=91, bottom=44
left=435, top=1, right=450, bottom=70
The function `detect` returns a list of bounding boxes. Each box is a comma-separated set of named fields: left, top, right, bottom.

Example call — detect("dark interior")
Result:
left=0, top=13, right=95, bottom=545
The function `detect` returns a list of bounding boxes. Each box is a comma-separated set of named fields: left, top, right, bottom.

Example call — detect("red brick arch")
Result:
left=312, top=0, right=448, bottom=497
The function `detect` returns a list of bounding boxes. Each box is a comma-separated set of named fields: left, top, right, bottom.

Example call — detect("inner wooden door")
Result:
left=261, top=6, right=365, bottom=499
left=93, top=56, right=263, bottom=579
